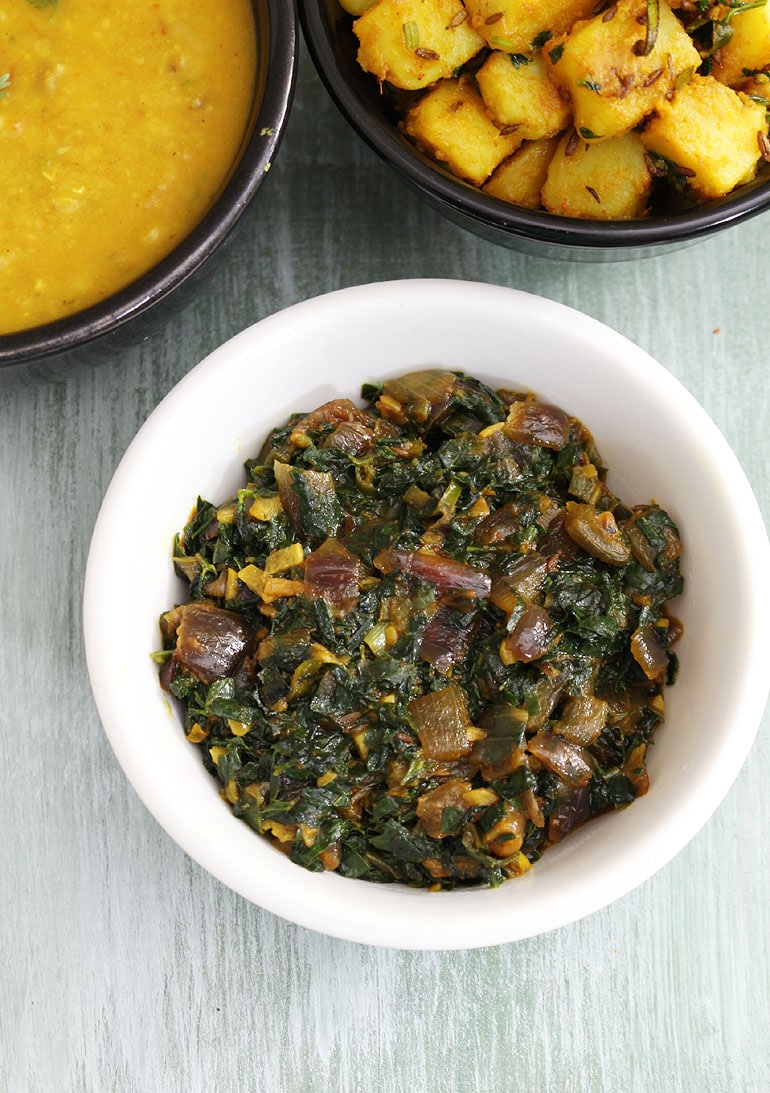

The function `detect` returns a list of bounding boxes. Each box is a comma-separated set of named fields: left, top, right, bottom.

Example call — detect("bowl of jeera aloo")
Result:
left=298, top=0, right=770, bottom=259
left=83, top=280, right=770, bottom=950
left=0, top=0, right=297, bottom=369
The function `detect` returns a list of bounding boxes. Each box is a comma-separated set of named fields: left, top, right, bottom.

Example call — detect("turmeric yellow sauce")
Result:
left=0, top=0, right=256, bottom=335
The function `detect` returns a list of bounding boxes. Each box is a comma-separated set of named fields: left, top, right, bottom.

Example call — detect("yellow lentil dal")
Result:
left=0, top=0, right=257, bottom=334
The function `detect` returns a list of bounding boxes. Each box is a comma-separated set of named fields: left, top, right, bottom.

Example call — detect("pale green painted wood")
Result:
left=2, top=44, right=769, bottom=1093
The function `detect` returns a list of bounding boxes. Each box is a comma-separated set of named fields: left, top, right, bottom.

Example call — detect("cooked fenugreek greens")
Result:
left=156, top=370, right=683, bottom=889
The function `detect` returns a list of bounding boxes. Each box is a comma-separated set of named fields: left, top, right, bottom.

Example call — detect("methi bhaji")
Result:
left=156, top=371, right=684, bottom=889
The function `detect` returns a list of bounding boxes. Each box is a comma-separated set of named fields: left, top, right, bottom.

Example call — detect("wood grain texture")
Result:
left=1, top=44, right=769, bottom=1093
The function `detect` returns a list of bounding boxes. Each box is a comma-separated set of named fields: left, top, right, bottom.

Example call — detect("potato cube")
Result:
left=476, top=51, right=571, bottom=140
left=544, top=0, right=700, bottom=141
left=483, top=136, right=561, bottom=208
left=404, top=77, right=523, bottom=185
left=464, top=0, right=596, bottom=54
left=641, top=73, right=768, bottom=200
left=354, top=0, right=484, bottom=91
left=710, top=3, right=770, bottom=88
left=541, top=130, right=652, bottom=218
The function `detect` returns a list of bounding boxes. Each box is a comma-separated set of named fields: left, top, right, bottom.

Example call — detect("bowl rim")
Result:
left=0, top=0, right=299, bottom=369
left=298, top=0, right=770, bottom=250
left=83, top=279, right=770, bottom=949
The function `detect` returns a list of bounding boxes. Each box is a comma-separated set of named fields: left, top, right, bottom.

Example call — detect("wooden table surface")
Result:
left=2, top=39, right=769, bottom=1093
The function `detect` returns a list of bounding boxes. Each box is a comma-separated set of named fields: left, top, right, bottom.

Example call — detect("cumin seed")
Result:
left=585, top=185, right=601, bottom=203
left=447, top=11, right=467, bottom=28
left=500, top=123, right=522, bottom=135
left=644, top=152, right=666, bottom=177
left=758, top=130, right=770, bottom=161
left=415, top=47, right=440, bottom=61
left=565, top=129, right=580, bottom=157
left=602, top=3, right=618, bottom=21
left=643, top=67, right=663, bottom=87
left=485, top=12, right=504, bottom=25
left=617, top=73, right=635, bottom=99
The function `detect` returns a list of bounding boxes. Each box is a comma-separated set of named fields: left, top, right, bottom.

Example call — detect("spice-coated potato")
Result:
left=463, top=0, right=596, bottom=54
left=354, top=0, right=484, bottom=90
left=641, top=74, right=769, bottom=201
left=476, top=51, right=570, bottom=141
left=709, top=2, right=770, bottom=89
left=541, top=130, right=652, bottom=218
left=483, top=136, right=562, bottom=208
left=404, top=77, right=523, bottom=185
left=544, top=0, right=700, bottom=141
left=343, top=0, right=770, bottom=219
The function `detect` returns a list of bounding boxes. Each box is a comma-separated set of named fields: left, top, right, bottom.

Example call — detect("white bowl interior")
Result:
left=83, top=280, right=770, bottom=949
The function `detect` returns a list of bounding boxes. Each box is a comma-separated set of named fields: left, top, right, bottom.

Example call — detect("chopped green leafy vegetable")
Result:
left=157, top=371, right=684, bottom=890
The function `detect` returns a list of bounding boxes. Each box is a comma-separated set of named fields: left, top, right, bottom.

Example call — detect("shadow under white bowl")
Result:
left=83, top=279, right=770, bottom=950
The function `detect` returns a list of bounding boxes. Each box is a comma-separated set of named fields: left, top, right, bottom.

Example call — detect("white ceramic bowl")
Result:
left=83, top=279, right=770, bottom=950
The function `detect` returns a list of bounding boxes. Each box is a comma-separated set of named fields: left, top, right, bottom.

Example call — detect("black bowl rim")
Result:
left=0, top=0, right=299, bottom=368
left=298, top=0, right=770, bottom=251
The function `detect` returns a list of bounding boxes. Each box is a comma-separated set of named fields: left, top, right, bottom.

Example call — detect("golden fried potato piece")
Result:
left=544, top=0, right=700, bottom=141
left=464, top=0, right=596, bottom=54
left=476, top=51, right=571, bottom=141
left=404, top=77, right=523, bottom=185
left=483, top=136, right=562, bottom=208
left=354, top=0, right=484, bottom=90
left=710, top=3, right=770, bottom=88
left=542, top=129, right=652, bottom=218
left=642, top=74, right=769, bottom=201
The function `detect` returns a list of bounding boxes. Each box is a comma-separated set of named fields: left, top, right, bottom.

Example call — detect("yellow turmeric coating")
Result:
left=0, top=0, right=256, bottom=334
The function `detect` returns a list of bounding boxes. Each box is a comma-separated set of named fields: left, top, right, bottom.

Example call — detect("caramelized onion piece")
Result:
left=416, top=778, right=473, bottom=839
left=555, top=694, right=609, bottom=746
left=528, top=731, right=594, bottom=787
left=484, top=803, right=527, bottom=857
left=549, top=785, right=591, bottom=843
left=273, top=461, right=340, bottom=542
left=473, top=502, right=522, bottom=546
left=499, top=605, right=553, bottom=664
left=564, top=502, right=631, bottom=566
left=378, top=369, right=458, bottom=427
left=503, top=398, right=570, bottom=450
left=296, top=398, right=371, bottom=433
left=304, top=538, right=362, bottom=615
left=290, top=398, right=398, bottom=456
left=323, top=421, right=377, bottom=455
left=490, top=552, right=549, bottom=611
left=373, top=548, right=491, bottom=599
left=630, top=624, right=669, bottom=681
left=526, top=674, right=567, bottom=733
left=418, top=604, right=479, bottom=674
left=408, top=683, right=474, bottom=761
left=165, top=602, right=255, bottom=686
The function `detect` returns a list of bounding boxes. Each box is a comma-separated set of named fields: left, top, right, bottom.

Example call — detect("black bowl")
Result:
left=0, top=0, right=298, bottom=370
left=299, top=0, right=770, bottom=261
